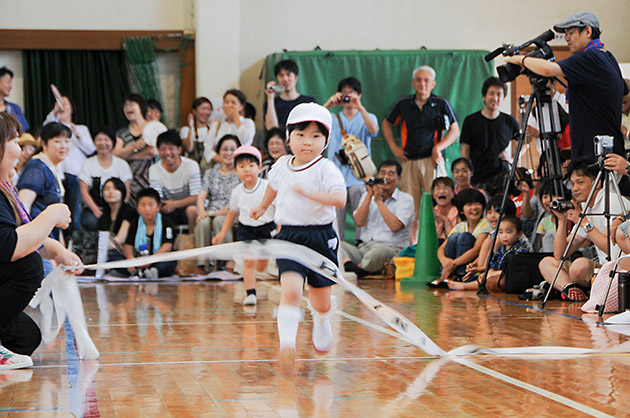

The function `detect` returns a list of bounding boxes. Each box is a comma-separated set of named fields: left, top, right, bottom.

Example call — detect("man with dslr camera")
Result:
left=341, top=160, right=414, bottom=277
left=324, top=77, right=379, bottom=241
left=507, top=11, right=629, bottom=162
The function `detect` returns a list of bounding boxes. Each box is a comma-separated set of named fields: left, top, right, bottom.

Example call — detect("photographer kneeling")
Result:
left=538, top=159, right=629, bottom=301
left=340, top=160, right=414, bottom=277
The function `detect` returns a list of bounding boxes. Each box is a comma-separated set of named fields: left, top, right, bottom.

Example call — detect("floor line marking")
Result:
left=32, top=355, right=437, bottom=369
left=455, top=358, right=614, bottom=418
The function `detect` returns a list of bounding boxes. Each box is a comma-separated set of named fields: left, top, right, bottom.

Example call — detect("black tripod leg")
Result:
left=541, top=169, right=604, bottom=308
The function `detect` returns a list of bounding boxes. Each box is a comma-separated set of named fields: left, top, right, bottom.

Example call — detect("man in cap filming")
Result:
left=507, top=11, right=629, bottom=163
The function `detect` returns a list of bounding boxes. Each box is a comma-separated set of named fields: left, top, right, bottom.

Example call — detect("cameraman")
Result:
left=324, top=77, right=379, bottom=241
left=538, top=159, right=628, bottom=301
left=507, top=11, right=629, bottom=162
left=340, top=160, right=414, bottom=277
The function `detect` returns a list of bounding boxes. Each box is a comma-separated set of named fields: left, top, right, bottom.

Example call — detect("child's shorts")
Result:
left=235, top=221, right=276, bottom=241
left=274, top=223, right=338, bottom=288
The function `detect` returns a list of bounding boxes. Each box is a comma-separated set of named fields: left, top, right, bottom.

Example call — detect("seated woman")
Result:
left=43, top=95, right=95, bottom=233
left=0, top=112, right=82, bottom=369
left=201, top=89, right=255, bottom=167
left=261, top=127, right=288, bottom=179
left=451, top=157, right=474, bottom=194
left=194, top=135, right=242, bottom=271
left=113, top=94, right=157, bottom=205
left=180, top=96, right=213, bottom=169
left=79, top=126, right=132, bottom=231
left=98, top=177, right=136, bottom=266
left=431, top=176, right=458, bottom=244
left=434, top=188, right=490, bottom=285
left=17, top=122, right=71, bottom=243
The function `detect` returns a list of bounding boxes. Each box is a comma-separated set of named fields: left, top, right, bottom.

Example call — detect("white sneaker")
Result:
left=243, top=293, right=257, bottom=305
left=144, top=267, right=159, bottom=279
left=308, top=295, right=337, bottom=353
left=0, top=345, right=33, bottom=370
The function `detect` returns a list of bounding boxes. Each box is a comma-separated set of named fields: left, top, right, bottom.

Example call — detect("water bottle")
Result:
left=619, top=273, right=630, bottom=312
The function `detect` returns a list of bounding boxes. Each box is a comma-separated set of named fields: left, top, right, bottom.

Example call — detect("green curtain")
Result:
left=263, top=49, right=493, bottom=172
left=23, top=50, right=131, bottom=134
left=123, top=37, right=164, bottom=108
left=263, top=49, right=493, bottom=242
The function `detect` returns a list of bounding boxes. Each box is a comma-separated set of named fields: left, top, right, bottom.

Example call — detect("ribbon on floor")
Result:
left=35, top=239, right=630, bottom=360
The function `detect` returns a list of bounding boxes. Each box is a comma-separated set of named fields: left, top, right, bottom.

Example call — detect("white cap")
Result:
left=286, top=103, right=332, bottom=139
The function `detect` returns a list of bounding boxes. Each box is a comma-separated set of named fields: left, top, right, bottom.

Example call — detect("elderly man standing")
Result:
left=341, top=160, right=414, bottom=277
left=382, top=66, right=459, bottom=232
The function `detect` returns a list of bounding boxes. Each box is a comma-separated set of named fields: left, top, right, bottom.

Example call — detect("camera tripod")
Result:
left=478, top=74, right=565, bottom=295
left=540, top=159, right=628, bottom=309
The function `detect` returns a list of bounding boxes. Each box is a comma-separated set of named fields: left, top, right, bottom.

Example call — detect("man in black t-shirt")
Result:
left=263, top=59, right=317, bottom=130
left=507, top=11, right=630, bottom=162
left=460, top=77, right=519, bottom=187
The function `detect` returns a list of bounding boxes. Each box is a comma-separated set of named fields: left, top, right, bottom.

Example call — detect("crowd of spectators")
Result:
left=4, top=10, right=630, bottom=306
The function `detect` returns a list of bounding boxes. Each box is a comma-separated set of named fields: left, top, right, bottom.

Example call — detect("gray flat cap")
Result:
left=553, top=11, right=600, bottom=33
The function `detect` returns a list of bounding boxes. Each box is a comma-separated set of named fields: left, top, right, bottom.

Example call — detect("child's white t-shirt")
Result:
left=268, top=155, right=346, bottom=226
left=229, top=178, right=275, bottom=226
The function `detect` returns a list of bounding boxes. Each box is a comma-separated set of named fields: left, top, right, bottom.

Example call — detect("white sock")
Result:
left=277, top=304, right=301, bottom=349
left=309, top=296, right=337, bottom=352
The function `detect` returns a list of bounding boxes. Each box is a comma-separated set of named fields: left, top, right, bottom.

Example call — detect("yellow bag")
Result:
left=392, top=257, right=415, bottom=280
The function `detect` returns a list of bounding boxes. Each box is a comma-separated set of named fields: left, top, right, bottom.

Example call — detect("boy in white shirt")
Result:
left=251, top=103, right=346, bottom=370
left=212, top=145, right=276, bottom=306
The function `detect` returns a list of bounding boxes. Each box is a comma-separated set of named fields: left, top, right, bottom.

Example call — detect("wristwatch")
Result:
left=584, top=223, right=594, bottom=233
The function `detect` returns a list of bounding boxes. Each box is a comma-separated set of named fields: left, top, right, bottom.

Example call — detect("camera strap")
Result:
left=336, top=113, right=347, bottom=136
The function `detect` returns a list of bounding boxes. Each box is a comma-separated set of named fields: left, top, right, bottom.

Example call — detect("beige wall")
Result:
left=1, top=0, right=629, bottom=120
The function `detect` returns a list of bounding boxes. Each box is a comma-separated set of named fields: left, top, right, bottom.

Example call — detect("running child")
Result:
left=250, top=103, right=346, bottom=369
left=212, top=145, right=276, bottom=306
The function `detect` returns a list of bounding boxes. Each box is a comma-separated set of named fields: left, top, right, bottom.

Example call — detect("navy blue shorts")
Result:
left=235, top=222, right=276, bottom=241
left=275, top=223, right=338, bottom=288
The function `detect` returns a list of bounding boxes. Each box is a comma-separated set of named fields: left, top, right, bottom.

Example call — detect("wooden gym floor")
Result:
left=1, top=278, right=630, bottom=417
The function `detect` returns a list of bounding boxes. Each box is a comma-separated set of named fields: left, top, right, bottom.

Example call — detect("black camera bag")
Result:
left=500, top=252, right=552, bottom=294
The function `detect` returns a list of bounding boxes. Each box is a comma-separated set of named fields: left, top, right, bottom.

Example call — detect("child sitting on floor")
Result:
left=533, top=180, right=567, bottom=252
left=123, top=188, right=177, bottom=278
left=212, top=145, right=276, bottom=306
left=449, top=216, right=529, bottom=291
left=433, top=188, right=490, bottom=286
left=431, top=177, right=458, bottom=244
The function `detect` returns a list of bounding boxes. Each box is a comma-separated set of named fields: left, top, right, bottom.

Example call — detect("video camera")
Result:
left=485, top=30, right=556, bottom=83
